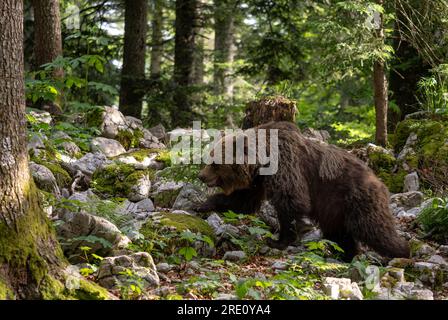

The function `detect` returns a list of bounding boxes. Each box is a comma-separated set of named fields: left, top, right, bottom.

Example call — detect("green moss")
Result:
left=91, top=163, right=154, bottom=198
left=115, top=149, right=163, bottom=163
left=160, top=213, right=214, bottom=238
left=85, top=107, right=105, bottom=128
left=33, top=160, right=71, bottom=188
left=393, top=118, right=448, bottom=191
left=378, top=170, right=407, bottom=193
left=394, top=119, right=421, bottom=152
left=70, top=279, right=111, bottom=300
left=0, top=279, right=14, bottom=300
left=156, top=150, right=172, bottom=166
left=0, top=180, right=67, bottom=299
left=140, top=212, right=214, bottom=240
left=368, top=151, right=396, bottom=172
left=117, top=129, right=144, bottom=150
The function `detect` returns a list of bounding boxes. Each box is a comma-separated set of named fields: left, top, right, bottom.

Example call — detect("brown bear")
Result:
left=197, top=121, right=410, bottom=261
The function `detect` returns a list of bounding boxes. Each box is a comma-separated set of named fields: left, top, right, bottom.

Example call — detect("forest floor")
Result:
left=27, top=106, right=448, bottom=300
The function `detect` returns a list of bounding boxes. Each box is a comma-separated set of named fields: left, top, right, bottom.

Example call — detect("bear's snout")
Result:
left=198, top=166, right=220, bottom=187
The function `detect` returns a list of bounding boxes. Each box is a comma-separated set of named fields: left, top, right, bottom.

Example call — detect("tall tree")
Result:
left=119, top=0, right=149, bottom=119
left=172, top=0, right=198, bottom=127
left=150, top=0, right=164, bottom=80
left=0, top=0, right=66, bottom=299
left=373, top=0, right=388, bottom=147
left=192, top=32, right=205, bottom=85
left=213, top=0, right=236, bottom=97
left=388, top=0, right=431, bottom=130
left=31, top=0, right=63, bottom=77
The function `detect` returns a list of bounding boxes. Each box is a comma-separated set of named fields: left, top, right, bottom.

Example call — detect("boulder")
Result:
left=29, top=162, right=60, bottom=196
left=139, top=128, right=166, bottom=149
left=52, top=131, right=82, bottom=157
left=68, top=152, right=111, bottom=178
left=56, top=210, right=130, bottom=263
left=152, top=181, right=184, bottom=208
left=99, top=106, right=128, bottom=139
left=97, top=252, right=159, bottom=289
left=114, top=150, right=165, bottom=170
left=91, top=137, right=126, bottom=158
left=172, top=184, right=206, bottom=211
left=323, top=277, right=363, bottom=300
left=404, top=172, right=420, bottom=192
left=91, top=163, right=153, bottom=201
left=149, top=124, right=167, bottom=141
left=223, top=251, right=246, bottom=262
left=390, top=191, right=424, bottom=211
left=28, top=132, right=46, bottom=155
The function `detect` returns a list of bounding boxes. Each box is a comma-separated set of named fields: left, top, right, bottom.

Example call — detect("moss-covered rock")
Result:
left=141, top=212, right=214, bottom=239
left=152, top=181, right=184, bottom=208
left=117, top=129, right=144, bottom=150
left=112, top=149, right=167, bottom=170
left=366, top=146, right=405, bottom=193
left=393, top=118, right=448, bottom=191
left=70, top=279, right=113, bottom=300
left=85, top=107, right=105, bottom=128
left=91, top=163, right=155, bottom=199
left=36, top=160, right=72, bottom=188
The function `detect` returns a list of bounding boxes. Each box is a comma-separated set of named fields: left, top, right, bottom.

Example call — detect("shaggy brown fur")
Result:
left=197, top=121, right=410, bottom=261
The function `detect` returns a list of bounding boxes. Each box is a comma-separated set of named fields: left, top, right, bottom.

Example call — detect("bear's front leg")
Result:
left=267, top=195, right=308, bottom=249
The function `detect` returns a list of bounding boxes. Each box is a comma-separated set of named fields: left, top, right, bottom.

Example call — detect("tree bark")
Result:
left=31, top=0, right=63, bottom=77
left=172, top=0, right=198, bottom=127
left=374, top=60, right=389, bottom=147
left=150, top=0, right=164, bottom=80
left=213, top=0, right=236, bottom=97
left=119, top=0, right=149, bottom=119
left=0, top=0, right=66, bottom=299
left=388, top=10, right=430, bottom=131
left=373, top=0, right=388, bottom=147
left=192, top=32, right=205, bottom=85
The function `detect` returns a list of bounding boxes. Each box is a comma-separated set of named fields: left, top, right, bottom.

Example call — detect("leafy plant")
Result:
left=117, top=269, right=145, bottom=300
left=417, top=65, right=448, bottom=114
left=417, top=197, right=448, bottom=242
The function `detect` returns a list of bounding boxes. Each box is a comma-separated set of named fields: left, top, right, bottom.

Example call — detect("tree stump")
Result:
left=241, top=96, right=297, bottom=129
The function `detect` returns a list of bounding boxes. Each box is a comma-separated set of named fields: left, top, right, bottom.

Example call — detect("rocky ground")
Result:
left=27, top=106, right=448, bottom=300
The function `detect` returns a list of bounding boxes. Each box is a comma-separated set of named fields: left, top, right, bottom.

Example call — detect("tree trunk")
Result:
left=172, top=0, right=198, bottom=127
left=374, top=60, right=389, bottom=147
left=119, top=0, right=148, bottom=119
left=242, top=96, right=297, bottom=129
left=213, top=0, right=236, bottom=97
left=0, top=0, right=66, bottom=299
left=388, top=11, right=430, bottom=131
left=150, top=0, right=164, bottom=80
left=31, top=0, right=63, bottom=77
left=373, top=0, right=388, bottom=147
left=192, top=33, right=205, bottom=85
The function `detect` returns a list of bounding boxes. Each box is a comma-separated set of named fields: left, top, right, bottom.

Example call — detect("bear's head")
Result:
left=198, top=132, right=257, bottom=195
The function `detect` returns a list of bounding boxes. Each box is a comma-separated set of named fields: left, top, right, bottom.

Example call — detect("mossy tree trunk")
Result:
left=31, top=0, right=63, bottom=77
left=0, top=0, right=66, bottom=300
left=119, top=0, right=149, bottom=119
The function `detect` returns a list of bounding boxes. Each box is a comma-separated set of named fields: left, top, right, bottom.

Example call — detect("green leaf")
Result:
left=178, top=247, right=198, bottom=261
